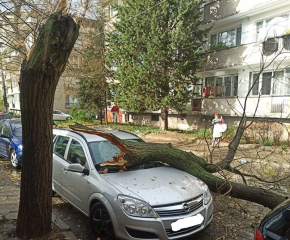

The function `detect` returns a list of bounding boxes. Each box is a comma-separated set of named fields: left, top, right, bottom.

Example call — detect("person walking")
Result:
left=211, top=112, right=223, bottom=148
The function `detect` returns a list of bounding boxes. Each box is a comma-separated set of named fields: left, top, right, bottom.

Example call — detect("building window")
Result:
left=210, top=27, right=242, bottom=47
left=251, top=72, right=272, bottom=96
left=192, top=79, right=202, bottom=99
left=203, top=75, right=238, bottom=98
left=256, top=14, right=289, bottom=41
left=251, top=69, right=290, bottom=96
left=151, top=115, right=159, bottom=121
left=261, top=72, right=272, bottom=95
left=65, top=95, right=78, bottom=107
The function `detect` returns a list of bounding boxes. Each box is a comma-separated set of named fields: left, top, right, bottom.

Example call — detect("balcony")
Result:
left=203, top=0, right=288, bottom=24
left=202, top=37, right=290, bottom=71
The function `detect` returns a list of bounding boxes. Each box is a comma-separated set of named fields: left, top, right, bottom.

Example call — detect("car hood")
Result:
left=101, top=166, right=203, bottom=206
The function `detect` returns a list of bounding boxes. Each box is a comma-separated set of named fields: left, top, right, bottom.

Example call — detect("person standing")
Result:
left=211, top=112, right=223, bottom=148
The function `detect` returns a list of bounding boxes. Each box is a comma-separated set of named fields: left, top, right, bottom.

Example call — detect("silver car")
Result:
left=52, top=128, right=213, bottom=240
left=53, top=110, right=73, bottom=121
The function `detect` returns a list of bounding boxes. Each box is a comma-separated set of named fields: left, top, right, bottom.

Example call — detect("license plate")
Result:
left=171, top=214, right=204, bottom=232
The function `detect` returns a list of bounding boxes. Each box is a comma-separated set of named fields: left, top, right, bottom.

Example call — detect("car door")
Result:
left=52, top=135, right=70, bottom=195
left=0, top=121, right=11, bottom=158
left=61, top=137, right=91, bottom=213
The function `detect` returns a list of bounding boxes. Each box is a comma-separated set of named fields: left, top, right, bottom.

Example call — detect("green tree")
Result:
left=77, top=18, right=108, bottom=124
left=106, top=0, right=210, bottom=130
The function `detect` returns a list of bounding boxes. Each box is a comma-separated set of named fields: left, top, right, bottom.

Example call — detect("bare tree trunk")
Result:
left=160, top=108, right=168, bottom=130
left=16, top=9, right=79, bottom=239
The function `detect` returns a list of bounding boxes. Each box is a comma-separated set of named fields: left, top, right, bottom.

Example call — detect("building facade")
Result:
left=128, top=0, right=290, bottom=131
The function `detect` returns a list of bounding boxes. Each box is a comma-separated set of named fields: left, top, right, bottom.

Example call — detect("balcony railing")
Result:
left=65, top=103, right=75, bottom=107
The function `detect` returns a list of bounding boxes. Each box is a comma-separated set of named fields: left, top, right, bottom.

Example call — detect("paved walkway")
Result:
left=0, top=170, right=77, bottom=240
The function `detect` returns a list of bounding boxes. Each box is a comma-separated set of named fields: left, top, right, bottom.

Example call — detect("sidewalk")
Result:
left=0, top=170, right=77, bottom=240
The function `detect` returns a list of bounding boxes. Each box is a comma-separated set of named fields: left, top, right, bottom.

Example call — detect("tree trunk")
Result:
left=70, top=125, right=286, bottom=210
left=16, top=9, right=79, bottom=239
left=160, top=108, right=168, bottom=131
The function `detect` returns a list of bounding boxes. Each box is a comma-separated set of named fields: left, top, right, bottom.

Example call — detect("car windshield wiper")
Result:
left=95, top=164, right=121, bottom=174
left=95, top=161, right=167, bottom=174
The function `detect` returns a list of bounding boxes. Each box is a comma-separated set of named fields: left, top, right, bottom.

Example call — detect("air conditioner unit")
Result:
left=263, top=38, right=278, bottom=52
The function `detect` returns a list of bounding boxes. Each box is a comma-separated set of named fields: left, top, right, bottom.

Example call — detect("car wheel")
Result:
left=66, top=116, right=73, bottom=121
left=10, top=149, right=20, bottom=169
left=90, top=203, right=115, bottom=240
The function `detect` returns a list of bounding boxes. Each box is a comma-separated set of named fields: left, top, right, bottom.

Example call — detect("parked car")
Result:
left=0, top=119, right=22, bottom=168
left=0, top=112, right=11, bottom=120
left=53, top=110, right=73, bottom=121
left=52, top=128, right=213, bottom=240
left=254, top=198, right=290, bottom=240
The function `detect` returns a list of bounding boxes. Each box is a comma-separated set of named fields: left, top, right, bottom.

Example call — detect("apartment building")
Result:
left=128, top=0, right=290, bottom=131
left=0, top=9, right=91, bottom=115
left=195, top=0, right=290, bottom=126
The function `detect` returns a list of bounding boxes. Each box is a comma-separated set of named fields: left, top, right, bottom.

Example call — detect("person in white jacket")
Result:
left=211, top=112, right=223, bottom=148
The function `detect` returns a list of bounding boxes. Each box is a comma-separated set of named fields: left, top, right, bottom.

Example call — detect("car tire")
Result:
left=90, top=203, right=115, bottom=240
left=10, top=149, right=20, bottom=169
left=66, top=116, right=73, bottom=121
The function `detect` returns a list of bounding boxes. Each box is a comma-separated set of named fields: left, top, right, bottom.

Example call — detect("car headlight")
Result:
left=18, top=145, right=23, bottom=151
left=197, top=179, right=212, bottom=205
left=117, top=194, right=157, bottom=218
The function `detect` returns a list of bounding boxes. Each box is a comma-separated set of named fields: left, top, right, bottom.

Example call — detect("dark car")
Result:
left=0, top=119, right=22, bottom=168
left=254, top=198, right=290, bottom=240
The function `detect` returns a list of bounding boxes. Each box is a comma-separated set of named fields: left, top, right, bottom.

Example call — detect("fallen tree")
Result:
left=69, top=124, right=287, bottom=210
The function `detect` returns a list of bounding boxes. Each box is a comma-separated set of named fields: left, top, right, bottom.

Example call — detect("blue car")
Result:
left=0, top=119, right=22, bottom=168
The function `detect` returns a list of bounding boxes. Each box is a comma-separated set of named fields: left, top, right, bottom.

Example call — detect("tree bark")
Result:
left=160, top=108, right=168, bottom=131
left=16, top=9, right=79, bottom=239
left=70, top=125, right=286, bottom=210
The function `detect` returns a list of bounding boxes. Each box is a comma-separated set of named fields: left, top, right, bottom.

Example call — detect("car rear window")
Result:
left=265, top=208, right=290, bottom=237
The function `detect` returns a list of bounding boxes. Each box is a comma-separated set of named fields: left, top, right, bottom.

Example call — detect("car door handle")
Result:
left=62, top=168, right=67, bottom=174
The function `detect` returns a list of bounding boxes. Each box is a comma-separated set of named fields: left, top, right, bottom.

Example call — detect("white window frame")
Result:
left=256, top=13, right=289, bottom=41
left=250, top=68, right=290, bottom=96
left=210, top=26, right=242, bottom=48
left=204, top=75, right=238, bottom=98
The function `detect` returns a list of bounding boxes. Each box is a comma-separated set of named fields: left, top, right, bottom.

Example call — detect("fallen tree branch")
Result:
left=68, top=124, right=286, bottom=209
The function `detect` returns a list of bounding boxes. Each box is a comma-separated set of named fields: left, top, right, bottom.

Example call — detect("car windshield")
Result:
left=88, top=140, right=165, bottom=173
left=11, top=122, right=22, bottom=138
left=89, top=140, right=121, bottom=165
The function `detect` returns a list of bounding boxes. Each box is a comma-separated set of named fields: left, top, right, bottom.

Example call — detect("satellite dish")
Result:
left=266, top=17, right=289, bottom=38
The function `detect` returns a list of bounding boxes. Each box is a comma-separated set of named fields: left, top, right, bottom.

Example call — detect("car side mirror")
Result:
left=67, top=163, right=89, bottom=176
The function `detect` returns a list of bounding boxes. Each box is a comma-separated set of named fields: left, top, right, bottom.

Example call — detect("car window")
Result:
left=11, top=122, right=22, bottom=138
left=2, top=123, right=11, bottom=137
left=67, top=139, right=87, bottom=167
left=265, top=208, right=290, bottom=238
left=89, top=140, right=121, bottom=165
left=53, top=136, right=70, bottom=158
